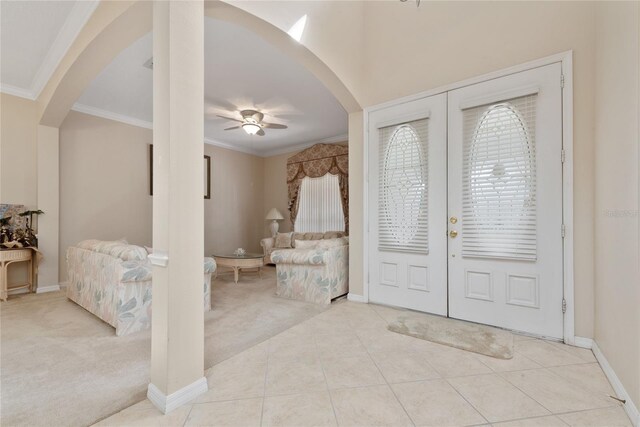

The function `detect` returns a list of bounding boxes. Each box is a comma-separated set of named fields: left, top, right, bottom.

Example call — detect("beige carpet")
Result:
left=387, top=309, right=514, bottom=359
left=0, top=266, right=327, bottom=427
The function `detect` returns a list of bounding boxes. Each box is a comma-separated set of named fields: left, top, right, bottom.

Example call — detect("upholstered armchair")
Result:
left=260, top=231, right=347, bottom=264
left=271, top=243, right=348, bottom=305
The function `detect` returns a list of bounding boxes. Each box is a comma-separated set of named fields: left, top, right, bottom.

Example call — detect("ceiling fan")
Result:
left=216, top=110, right=288, bottom=136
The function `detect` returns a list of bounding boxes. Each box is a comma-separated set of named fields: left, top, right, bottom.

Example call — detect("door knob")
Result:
left=449, top=230, right=458, bottom=238
left=450, top=216, right=458, bottom=224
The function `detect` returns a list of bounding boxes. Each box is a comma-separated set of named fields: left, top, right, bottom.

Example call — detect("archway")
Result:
left=36, top=0, right=362, bottom=415
left=37, top=0, right=361, bottom=127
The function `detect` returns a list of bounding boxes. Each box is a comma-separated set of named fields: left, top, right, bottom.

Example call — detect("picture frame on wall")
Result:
left=149, top=144, right=211, bottom=199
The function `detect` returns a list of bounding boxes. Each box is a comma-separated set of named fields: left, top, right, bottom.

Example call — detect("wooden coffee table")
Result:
left=212, top=253, right=264, bottom=284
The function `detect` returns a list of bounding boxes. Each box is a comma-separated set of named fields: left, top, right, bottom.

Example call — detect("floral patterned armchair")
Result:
left=66, top=240, right=216, bottom=336
left=271, top=241, right=348, bottom=305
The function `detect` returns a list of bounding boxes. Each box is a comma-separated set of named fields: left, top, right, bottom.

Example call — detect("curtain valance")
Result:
left=287, top=143, right=349, bottom=233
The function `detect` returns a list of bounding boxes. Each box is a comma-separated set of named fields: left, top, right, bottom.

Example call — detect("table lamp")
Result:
left=265, top=208, right=284, bottom=237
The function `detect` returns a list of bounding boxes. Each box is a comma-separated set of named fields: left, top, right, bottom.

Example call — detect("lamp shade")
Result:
left=265, top=208, right=284, bottom=221
left=242, top=123, right=261, bottom=135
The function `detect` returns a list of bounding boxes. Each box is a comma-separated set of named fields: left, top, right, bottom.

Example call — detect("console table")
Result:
left=0, top=248, right=35, bottom=301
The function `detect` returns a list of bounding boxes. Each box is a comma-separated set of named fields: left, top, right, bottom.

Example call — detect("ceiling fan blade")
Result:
left=262, top=122, right=288, bottom=130
left=257, top=128, right=266, bottom=136
left=224, top=126, right=240, bottom=131
left=216, top=114, right=243, bottom=123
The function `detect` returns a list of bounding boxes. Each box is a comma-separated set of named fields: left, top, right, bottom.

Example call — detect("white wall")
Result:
left=1, top=94, right=37, bottom=207
left=204, top=143, right=264, bottom=256
left=236, top=1, right=598, bottom=338
left=59, top=111, right=153, bottom=282
left=263, top=151, right=294, bottom=236
left=59, top=112, right=266, bottom=282
left=593, top=1, right=640, bottom=410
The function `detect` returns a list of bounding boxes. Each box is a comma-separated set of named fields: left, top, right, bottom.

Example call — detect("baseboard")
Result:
left=592, top=341, right=639, bottom=426
left=36, top=284, right=61, bottom=294
left=347, top=293, right=367, bottom=303
left=573, top=336, right=594, bottom=349
left=147, top=377, right=207, bottom=414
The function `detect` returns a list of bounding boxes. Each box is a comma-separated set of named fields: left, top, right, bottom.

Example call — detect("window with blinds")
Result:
left=295, top=173, right=345, bottom=233
left=462, top=95, right=537, bottom=260
left=378, top=119, right=429, bottom=253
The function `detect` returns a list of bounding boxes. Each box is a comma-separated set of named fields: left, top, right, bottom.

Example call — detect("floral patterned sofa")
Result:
left=66, top=240, right=216, bottom=336
left=271, top=237, right=348, bottom=305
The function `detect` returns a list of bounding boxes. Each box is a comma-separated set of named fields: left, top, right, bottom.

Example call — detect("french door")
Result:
left=448, top=63, right=563, bottom=338
left=368, top=94, right=448, bottom=315
left=368, top=63, right=564, bottom=338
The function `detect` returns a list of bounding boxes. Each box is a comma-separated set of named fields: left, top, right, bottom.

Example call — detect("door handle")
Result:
left=450, top=216, right=458, bottom=224
left=449, top=230, right=458, bottom=238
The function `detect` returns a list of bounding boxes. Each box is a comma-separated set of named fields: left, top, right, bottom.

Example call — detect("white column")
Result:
left=147, top=0, right=206, bottom=414
left=36, top=125, right=60, bottom=292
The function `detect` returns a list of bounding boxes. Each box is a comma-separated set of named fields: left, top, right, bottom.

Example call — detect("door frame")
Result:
left=360, top=51, right=576, bottom=344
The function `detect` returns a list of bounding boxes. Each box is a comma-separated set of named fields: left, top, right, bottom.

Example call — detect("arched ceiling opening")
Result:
left=36, top=0, right=361, bottom=154
left=76, top=16, right=348, bottom=156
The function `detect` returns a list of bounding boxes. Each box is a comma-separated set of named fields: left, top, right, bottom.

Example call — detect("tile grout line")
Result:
left=354, top=319, right=417, bottom=427
left=496, top=366, right=621, bottom=418
left=182, top=402, right=195, bottom=427
left=440, top=377, right=491, bottom=425
left=315, top=331, right=341, bottom=427
left=260, top=337, right=276, bottom=426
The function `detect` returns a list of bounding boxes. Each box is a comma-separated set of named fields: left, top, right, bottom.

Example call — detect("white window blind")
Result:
left=462, top=94, right=537, bottom=260
left=378, top=119, right=429, bottom=254
left=295, top=173, right=345, bottom=233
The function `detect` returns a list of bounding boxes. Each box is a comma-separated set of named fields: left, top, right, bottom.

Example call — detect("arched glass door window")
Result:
left=378, top=119, right=429, bottom=253
left=462, top=95, right=537, bottom=260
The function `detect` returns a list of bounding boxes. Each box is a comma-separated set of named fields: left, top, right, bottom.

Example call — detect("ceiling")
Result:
left=75, top=17, right=348, bottom=156
left=1, top=3, right=348, bottom=156
left=0, top=1, right=98, bottom=99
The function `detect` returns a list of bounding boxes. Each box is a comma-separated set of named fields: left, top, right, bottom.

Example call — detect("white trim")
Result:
left=363, top=51, right=575, bottom=343
left=261, top=133, right=349, bottom=157
left=70, top=103, right=346, bottom=159
left=30, top=1, right=99, bottom=99
left=573, top=336, right=594, bottom=349
left=347, top=293, right=366, bottom=303
left=148, top=252, right=169, bottom=267
left=592, top=341, right=640, bottom=427
left=72, top=103, right=153, bottom=129
left=36, top=284, right=61, bottom=294
left=459, top=85, right=539, bottom=110
left=147, top=377, right=207, bottom=414
left=1, top=83, right=37, bottom=100
left=363, top=104, right=370, bottom=303
left=7, top=288, right=30, bottom=296
left=204, top=137, right=261, bottom=156
left=560, top=52, right=576, bottom=345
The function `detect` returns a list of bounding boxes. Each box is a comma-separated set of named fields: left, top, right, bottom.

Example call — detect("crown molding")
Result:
left=261, top=133, right=349, bottom=157
left=31, top=1, right=99, bottom=99
left=71, top=103, right=153, bottom=129
left=203, top=137, right=262, bottom=156
left=71, top=103, right=346, bottom=159
left=0, top=84, right=36, bottom=100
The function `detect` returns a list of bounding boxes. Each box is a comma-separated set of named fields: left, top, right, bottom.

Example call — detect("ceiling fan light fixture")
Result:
left=242, top=123, right=261, bottom=135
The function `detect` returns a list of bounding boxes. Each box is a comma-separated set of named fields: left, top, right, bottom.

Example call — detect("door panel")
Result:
left=447, top=63, right=564, bottom=338
left=369, top=94, right=447, bottom=315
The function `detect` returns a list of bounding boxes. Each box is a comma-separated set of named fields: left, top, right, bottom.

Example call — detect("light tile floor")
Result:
left=95, top=300, right=632, bottom=427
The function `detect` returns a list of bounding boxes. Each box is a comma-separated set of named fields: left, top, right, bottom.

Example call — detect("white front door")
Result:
left=368, top=94, right=448, bottom=315
left=447, top=63, right=564, bottom=338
